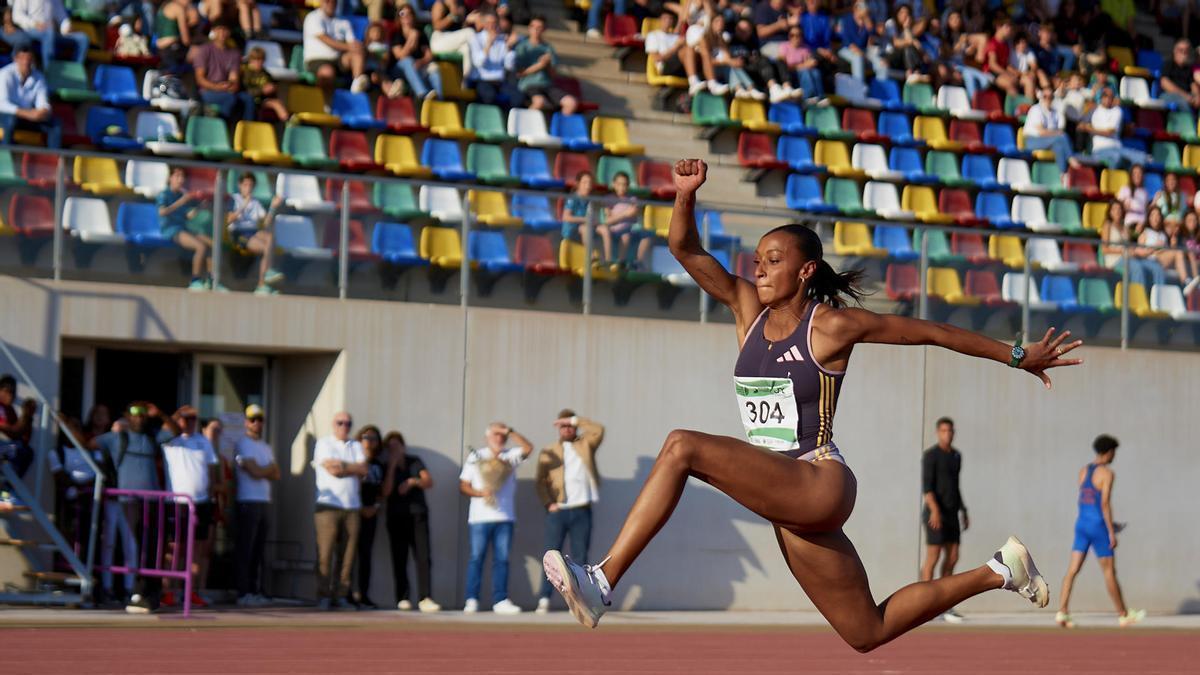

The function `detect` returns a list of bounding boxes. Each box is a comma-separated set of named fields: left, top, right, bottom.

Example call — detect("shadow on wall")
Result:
left=1179, top=582, right=1200, bottom=614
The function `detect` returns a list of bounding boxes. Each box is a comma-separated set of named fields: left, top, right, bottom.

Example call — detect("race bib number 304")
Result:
left=734, top=376, right=799, bottom=451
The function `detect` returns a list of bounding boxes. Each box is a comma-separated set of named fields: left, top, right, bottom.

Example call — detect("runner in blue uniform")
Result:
left=543, top=159, right=1083, bottom=652
left=1055, top=435, right=1144, bottom=628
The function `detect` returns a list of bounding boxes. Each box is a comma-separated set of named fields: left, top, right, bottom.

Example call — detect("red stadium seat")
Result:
left=1065, top=165, right=1104, bottom=200
left=10, top=193, right=55, bottom=237
left=1179, top=174, right=1196, bottom=201
left=52, top=102, right=91, bottom=147
left=326, top=178, right=375, bottom=213
left=323, top=219, right=378, bottom=262
left=330, top=130, right=384, bottom=172
left=938, top=188, right=987, bottom=226
left=842, top=108, right=884, bottom=143
left=972, top=90, right=1013, bottom=122
left=22, top=152, right=61, bottom=188
left=965, top=269, right=1015, bottom=307
left=553, top=151, right=593, bottom=190
left=1062, top=241, right=1103, bottom=273
left=948, top=119, right=994, bottom=154
left=637, top=160, right=676, bottom=199
left=106, top=25, right=158, bottom=67
left=950, top=232, right=995, bottom=264
left=1133, top=109, right=1171, bottom=141
left=183, top=167, right=217, bottom=198
left=604, top=14, right=643, bottom=48
left=736, top=132, right=788, bottom=170
left=1189, top=286, right=1200, bottom=312
left=552, top=76, right=599, bottom=113
left=515, top=234, right=565, bottom=274
left=885, top=263, right=919, bottom=301
left=376, top=96, right=428, bottom=134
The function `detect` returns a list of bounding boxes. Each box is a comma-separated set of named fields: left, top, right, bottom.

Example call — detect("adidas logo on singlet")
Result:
left=775, top=345, right=804, bottom=363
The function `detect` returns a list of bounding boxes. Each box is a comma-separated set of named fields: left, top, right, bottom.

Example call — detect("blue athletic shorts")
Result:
left=1072, top=518, right=1113, bottom=557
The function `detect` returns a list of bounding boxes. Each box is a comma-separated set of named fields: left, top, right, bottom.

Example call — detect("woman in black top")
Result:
left=382, top=431, right=437, bottom=611
left=353, top=425, right=386, bottom=608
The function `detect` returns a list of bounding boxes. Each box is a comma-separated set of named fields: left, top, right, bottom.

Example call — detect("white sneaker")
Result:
left=748, top=88, right=767, bottom=101
left=586, top=28, right=602, bottom=39
left=351, top=74, right=371, bottom=94
left=941, top=607, right=965, bottom=623
left=542, top=550, right=609, bottom=629
left=708, top=81, right=729, bottom=96
left=733, top=87, right=752, bottom=99
left=991, top=536, right=1049, bottom=608
left=397, top=599, right=413, bottom=611
left=688, top=79, right=706, bottom=96
left=492, top=598, right=523, bottom=614
left=769, top=83, right=788, bottom=104
left=1055, top=610, right=1075, bottom=628
left=1184, top=276, right=1200, bottom=297
left=535, top=597, right=550, bottom=614
left=418, top=597, right=441, bottom=613
left=463, top=598, right=478, bottom=614
left=1119, top=608, right=1146, bottom=627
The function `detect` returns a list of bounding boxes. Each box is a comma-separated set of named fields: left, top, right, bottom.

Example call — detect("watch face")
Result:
left=1013, top=346, right=1026, bottom=359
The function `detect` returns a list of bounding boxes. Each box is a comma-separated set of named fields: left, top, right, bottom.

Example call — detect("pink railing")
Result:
left=98, top=488, right=197, bottom=617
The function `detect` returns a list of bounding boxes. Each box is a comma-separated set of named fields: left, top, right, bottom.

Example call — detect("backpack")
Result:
left=152, top=73, right=187, bottom=101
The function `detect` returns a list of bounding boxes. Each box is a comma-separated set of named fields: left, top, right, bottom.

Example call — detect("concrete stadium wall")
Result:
left=1, top=276, right=1197, bottom=615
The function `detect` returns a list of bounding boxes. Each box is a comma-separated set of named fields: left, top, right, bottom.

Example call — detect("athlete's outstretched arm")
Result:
left=830, top=308, right=1083, bottom=388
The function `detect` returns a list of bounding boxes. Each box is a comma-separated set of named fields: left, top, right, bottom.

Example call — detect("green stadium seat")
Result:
left=925, top=151, right=972, bottom=187
left=691, top=92, right=741, bottom=128
left=1048, top=198, right=1085, bottom=235
left=1032, top=161, right=1079, bottom=198
left=806, top=106, right=856, bottom=141
left=283, top=125, right=339, bottom=170
left=465, top=103, right=517, bottom=143
left=825, top=177, right=875, bottom=218
left=373, top=182, right=430, bottom=221
left=288, top=45, right=317, bottom=84
left=47, top=61, right=101, bottom=102
left=913, top=228, right=965, bottom=264
left=902, top=81, right=939, bottom=115
left=1078, top=277, right=1117, bottom=314
left=466, top=143, right=520, bottom=186
left=0, top=150, right=27, bottom=188
left=186, top=116, right=242, bottom=160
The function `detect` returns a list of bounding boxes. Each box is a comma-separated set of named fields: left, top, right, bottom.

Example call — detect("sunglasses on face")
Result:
left=335, top=420, right=352, bottom=427
left=248, top=417, right=263, bottom=423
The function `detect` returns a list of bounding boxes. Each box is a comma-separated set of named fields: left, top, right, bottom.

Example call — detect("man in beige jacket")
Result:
left=535, top=409, right=604, bottom=613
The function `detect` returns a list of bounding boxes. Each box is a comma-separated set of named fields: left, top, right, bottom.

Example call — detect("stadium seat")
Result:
left=842, top=108, right=883, bottom=143
left=507, top=107, right=559, bottom=147
left=234, top=121, right=291, bottom=164
left=135, top=111, right=191, bottom=156
left=914, top=229, right=964, bottom=264
left=468, top=190, right=523, bottom=227
left=1012, top=195, right=1059, bottom=232
left=0, top=151, right=24, bottom=189
left=184, top=167, right=218, bottom=197
left=559, top=239, right=619, bottom=280
left=330, top=130, right=383, bottom=172
left=925, top=151, right=970, bottom=187
left=950, top=119, right=995, bottom=153
left=972, top=90, right=1011, bottom=122
left=1150, top=284, right=1200, bottom=320
left=889, top=146, right=936, bottom=183
left=554, top=152, right=593, bottom=189
left=645, top=50, right=689, bottom=89
left=604, top=13, right=643, bottom=47
left=125, top=159, right=169, bottom=199
left=913, top=116, right=962, bottom=151
left=330, top=90, right=385, bottom=130
left=515, top=233, right=565, bottom=274
left=1048, top=198, right=1086, bottom=235
left=436, top=61, right=476, bottom=102
left=852, top=143, right=900, bottom=180
left=244, top=40, right=298, bottom=81
left=47, top=60, right=100, bottom=102
left=142, top=69, right=193, bottom=114
left=325, top=179, right=373, bottom=214
left=730, top=99, right=780, bottom=133
left=511, top=194, right=561, bottom=231
left=419, top=186, right=465, bottom=222
left=885, top=263, right=919, bottom=301
left=983, top=122, right=1020, bottom=155
left=692, top=92, right=741, bottom=129
left=370, top=222, right=428, bottom=267
left=873, top=224, right=918, bottom=259
left=768, top=102, right=816, bottom=135
left=903, top=81, right=938, bottom=114
left=466, top=103, right=516, bottom=143
left=274, top=214, right=333, bottom=259
left=1100, top=168, right=1129, bottom=196
left=511, top=147, right=565, bottom=189
left=283, top=125, right=339, bottom=170
left=421, top=100, right=475, bottom=140
left=277, top=174, right=335, bottom=212
left=951, top=232, right=993, bottom=264
left=638, top=160, right=676, bottom=199
left=421, top=138, right=476, bottom=181
left=962, top=154, right=1003, bottom=190
left=648, top=245, right=703, bottom=286
left=902, top=185, right=954, bottom=224
left=94, top=64, right=145, bottom=107
left=774, top=135, right=819, bottom=173
left=63, top=196, right=122, bottom=244
left=376, top=135, right=433, bottom=177
left=286, top=85, right=340, bottom=126
left=739, top=132, right=789, bottom=170
left=937, top=85, right=984, bottom=120
left=806, top=106, right=854, bottom=141
left=286, top=44, right=314, bottom=83
left=1115, top=282, right=1170, bottom=318
left=938, top=188, right=985, bottom=226
left=22, top=152, right=60, bottom=189
left=643, top=204, right=672, bottom=237
left=466, top=143, right=517, bottom=186
left=928, top=267, right=979, bottom=305
left=975, top=191, right=1019, bottom=229
left=187, top=116, right=241, bottom=160
left=373, top=182, right=429, bottom=221
left=468, top=230, right=524, bottom=273
left=989, top=234, right=1026, bottom=268
left=1002, top=272, right=1056, bottom=310
left=74, top=157, right=131, bottom=196
left=1077, top=277, right=1116, bottom=313
left=863, top=181, right=913, bottom=220
left=377, top=95, right=428, bottom=134
left=549, top=112, right=604, bottom=151
left=826, top=178, right=873, bottom=217
left=965, top=270, right=1013, bottom=307
left=1063, top=241, right=1102, bottom=272
left=785, top=174, right=838, bottom=213
left=591, top=117, right=644, bottom=155
left=1079, top=198, right=1109, bottom=232
left=1040, top=275, right=1088, bottom=312
left=998, top=157, right=1041, bottom=194
left=1032, top=162, right=1074, bottom=197
left=1151, top=141, right=1182, bottom=170
left=1027, top=237, right=1076, bottom=272
left=833, top=222, right=886, bottom=257
left=85, top=106, right=143, bottom=151
left=112, top=202, right=171, bottom=247
left=878, top=111, right=920, bottom=145
left=869, top=78, right=908, bottom=112
left=815, top=140, right=866, bottom=178
left=49, top=101, right=89, bottom=147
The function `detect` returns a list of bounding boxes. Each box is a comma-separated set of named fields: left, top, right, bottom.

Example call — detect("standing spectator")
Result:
left=382, top=431, right=438, bottom=612
left=240, top=46, right=290, bottom=121
left=191, top=23, right=254, bottom=120
left=467, top=12, right=515, bottom=104
left=0, top=45, right=60, bottom=149
left=779, top=26, right=822, bottom=99
left=1079, top=88, right=1151, bottom=167
left=227, top=172, right=284, bottom=295
left=0, top=374, right=35, bottom=477
left=1023, top=86, right=1075, bottom=174
left=233, top=404, right=279, bottom=607
left=535, top=410, right=605, bottom=614
left=351, top=424, right=385, bottom=609
left=514, top=15, right=579, bottom=115
left=158, top=405, right=219, bottom=609
left=49, top=416, right=99, bottom=554
left=1160, top=39, right=1200, bottom=109
left=644, top=12, right=711, bottom=97
left=303, top=0, right=370, bottom=92
left=312, top=411, right=368, bottom=610
left=10, top=0, right=91, bottom=67
left=389, top=4, right=441, bottom=100
left=158, top=167, right=215, bottom=292
left=85, top=404, right=112, bottom=444
left=562, top=171, right=594, bottom=241
left=458, top=422, right=532, bottom=614
left=920, top=417, right=968, bottom=624
left=429, top=0, right=475, bottom=77
left=155, top=0, right=197, bottom=69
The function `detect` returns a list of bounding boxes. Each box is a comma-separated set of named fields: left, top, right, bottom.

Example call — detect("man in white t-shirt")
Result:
left=232, top=404, right=279, bottom=607
left=643, top=11, right=712, bottom=97
left=312, top=410, right=368, bottom=610
left=158, top=405, right=219, bottom=609
left=458, top=421, right=533, bottom=614
left=1079, top=87, right=1150, bottom=168
left=303, top=0, right=369, bottom=92
left=534, top=409, right=605, bottom=614
left=1022, top=86, right=1075, bottom=174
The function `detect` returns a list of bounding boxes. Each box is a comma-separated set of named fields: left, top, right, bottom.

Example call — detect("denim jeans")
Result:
left=0, top=113, right=62, bottom=148
left=28, top=27, right=90, bottom=66
left=1023, top=133, right=1074, bottom=173
left=100, top=500, right=137, bottom=594
left=793, top=68, right=823, bottom=98
left=200, top=90, right=255, bottom=120
left=960, top=65, right=993, bottom=100
left=588, top=0, right=628, bottom=32
left=539, top=506, right=592, bottom=599
left=391, top=57, right=443, bottom=98
left=113, top=0, right=155, bottom=44
left=1116, top=257, right=1166, bottom=288
left=1090, top=146, right=1152, bottom=169
left=465, top=520, right=513, bottom=604
left=838, top=46, right=867, bottom=81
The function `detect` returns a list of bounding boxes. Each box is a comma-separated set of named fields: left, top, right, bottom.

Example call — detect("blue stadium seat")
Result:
left=868, top=78, right=912, bottom=112
left=962, top=154, right=1004, bottom=190
left=1136, top=49, right=1163, bottom=75
left=348, top=15, right=369, bottom=41
left=766, top=102, right=816, bottom=136
left=1041, top=275, right=1090, bottom=312
left=420, top=138, right=476, bottom=181
left=785, top=174, right=838, bottom=213
left=511, top=193, right=561, bottom=231
left=776, top=135, right=822, bottom=173
left=116, top=202, right=171, bottom=247
left=878, top=111, right=920, bottom=146
left=549, top=113, right=603, bottom=151
left=695, top=209, right=740, bottom=248
left=94, top=64, right=146, bottom=107
left=982, top=122, right=1022, bottom=156
left=371, top=222, right=429, bottom=266
left=975, top=191, right=1020, bottom=229
left=1142, top=171, right=1164, bottom=200
left=469, top=230, right=524, bottom=273
left=873, top=225, right=919, bottom=261
left=85, top=106, right=144, bottom=151
left=510, top=147, right=565, bottom=189
left=331, top=90, right=386, bottom=129
left=889, top=146, right=937, bottom=183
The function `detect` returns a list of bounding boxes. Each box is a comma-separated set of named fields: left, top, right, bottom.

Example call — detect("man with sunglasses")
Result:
left=312, top=411, right=369, bottom=610
left=158, top=404, right=219, bottom=609
left=233, top=404, right=279, bottom=607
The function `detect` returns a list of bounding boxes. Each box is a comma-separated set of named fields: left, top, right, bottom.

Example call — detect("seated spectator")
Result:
left=514, top=15, right=578, bottom=114
left=1012, top=31, right=1046, bottom=91
left=240, top=46, right=289, bottom=121
left=837, top=0, right=876, bottom=82
left=430, top=0, right=476, bottom=77
left=982, top=19, right=1034, bottom=98
left=304, top=0, right=370, bottom=92
left=1153, top=172, right=1187, bottom=224
left=0, top=45, right=60, bottom=148
left=1116, top=164, right=1147, bottom=227
left=158, top=166, right=215, bottom=292
left=11, top=0, right=91, bottom=67
left=0, top=374, right=35, bottom=478
left=1182, top=211, right=1200, bottom=287
left=645, top=12, right=712, bottom=96
left=798, top=0, right=835, bottom=70
left=227, top=172, right=284, bottom=295
left=1160, top=39, right=1200, bottom=109
left=467, top=11, right=515, bottom=104
left=389, top=4, right=441, bottom=100
left=780, top=26, right=822, bottom=99
left=728, top=17, right=796, bottom=103
left=1030, top=23, right=1071, bottom=80
left=706, top=14, right=761, bottom=100
left=1057, top=70, right=1090, bottom=123
left=201, top=0, right=264, bottom=40
left=1023, top=86, right=1076, bottom=173
left=1141, top=206, right=1194, bottom=286
left=883, top=3, right=928, bottom=82
left=562, top=171, right=594, bottom=241
left=156, top=0, right=198, bottom=69
left=1101, top=201, right=1165, bottom=288
left=585, top=0, right=627, bottom=39
left=1079, top=87, right=1150, bottom=167
left=604, top=171, right=650, bottom=268
left=158, top=405, right=219, bottom=610
left=753, top=0, right=793, bottom=62
left=114, top=20, right=151, bottom=59
left=192, top=23, right=254, bottom=120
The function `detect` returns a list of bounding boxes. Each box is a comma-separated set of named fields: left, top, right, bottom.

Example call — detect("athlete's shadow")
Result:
left=1177, top=581, right=1200, bottom=614
left=508, top=457, right=767, bottom=610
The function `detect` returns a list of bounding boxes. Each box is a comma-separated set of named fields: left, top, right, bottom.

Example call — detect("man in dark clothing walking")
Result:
left=920, top=417, right=969, bottom=622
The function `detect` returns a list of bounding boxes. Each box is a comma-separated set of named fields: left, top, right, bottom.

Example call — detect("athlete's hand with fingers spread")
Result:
left=927, top=508, right=942, bottom=530
left=1021, top=327, right=1084, bottom=389
left=673, top=158, right=708, bottom=195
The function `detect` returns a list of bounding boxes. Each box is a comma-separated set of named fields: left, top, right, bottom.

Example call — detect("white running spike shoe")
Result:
left=543, top=550, right=609, bottom=628
left=993, top=536, right=1050, bottom=608
left=1119, top=608, right=1146, bottom=627
left=1055, top=611, right=1075, bottom=628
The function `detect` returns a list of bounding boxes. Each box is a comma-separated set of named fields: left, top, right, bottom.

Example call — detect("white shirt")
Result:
left=459, top=447, right=525, bottom=523
left=234, top=435, right=274, bottom=503
left=161, top=433, right=219, bottom=503
left=1023, top=103, right=1061, bottom=137
left=12, top=0, right=68, bottom=33
left=644, top=30, right=680, bottom=57
left=1089, top=104, right=1124, bottom=152
left=49, top=446, right=101, bottom=484
left=312, top=436, right=365, bottom=509
left=468, top=31, right=515, bottom=82
left=559, top=440, right=599, bottom=509
left=229, top=193, right=267, bottom=234
left=303, top=9, right=356, bottom=65
left=0, top=63, right=49, bottom=116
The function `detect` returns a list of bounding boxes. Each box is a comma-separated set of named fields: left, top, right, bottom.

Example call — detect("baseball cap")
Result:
left=245, top=404, right=265, bottom=419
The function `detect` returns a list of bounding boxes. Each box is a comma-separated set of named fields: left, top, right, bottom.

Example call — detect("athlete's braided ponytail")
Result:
left=767, top=224, right=867, bottom=309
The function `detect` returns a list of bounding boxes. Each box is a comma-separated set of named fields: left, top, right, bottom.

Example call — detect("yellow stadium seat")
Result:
left=646, top=57, right=689, bottom=88
left=437, top=62, right=476, bottom=102
left=1082, top=201, right=1109, bottom=233
left=927, top=267, right=980, bottom=306
left=913, top=116, right=963, bottom=151
left=374, top=135, right=433, bottom=178
left=1016, top=128, right=1056, bottom=162
left=0, top=209, right=13, bottom=236
left=814, top=140, right=867, bottom=178
left=419, top=225, right=463, bottom=269
left=1182, top=145, right=1200, bottom=170
left=729, top=100, right=780, bottom=134
left=73, top=157, right=132, bottom=196
left=901, top=185, right=955, bottom=224
left=421, top=100, right=476, bottom=140
left=1115, top=282, right=1170, bottom=319
left=1107, top=46, right=1134, bottom=72
left=640, top=17, right=659, bottom=36
left=73, top=22, right=109, bottom=62
left=1100, top=168, right=1129, bottom=196
left=643, top=204, right=673, bottom=236
left=468, top=190, right=523, bottom=227
left=988, top=234, right=1026, bottom=268
left=832, top=221, right=886, bottom=257
left=234, top=121, right=292, bottom=165
left=592, top=117, right=645, bottom=155
left=286, top=85, right=341, bottom=126
left=558, top=239, right=619, bottom=280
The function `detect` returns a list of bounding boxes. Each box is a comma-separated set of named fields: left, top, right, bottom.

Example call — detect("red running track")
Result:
left=0, top=627, right=1196, bottom=674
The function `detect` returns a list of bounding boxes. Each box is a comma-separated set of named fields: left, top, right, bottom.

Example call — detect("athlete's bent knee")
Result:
left=659, top=429, right=698, bottom=467
left=845, top=633, right=883, bottom=654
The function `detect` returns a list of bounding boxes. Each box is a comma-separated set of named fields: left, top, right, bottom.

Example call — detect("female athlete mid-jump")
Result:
left=543, top=159, right=1084, bottom=652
